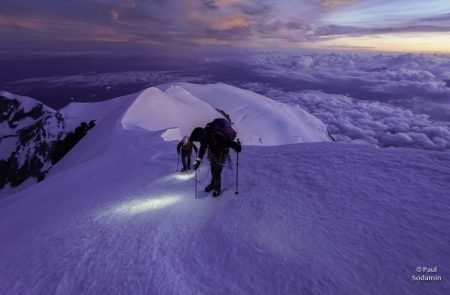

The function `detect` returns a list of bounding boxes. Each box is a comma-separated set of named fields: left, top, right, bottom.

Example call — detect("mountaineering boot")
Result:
left=180, top=168, right=187, bottom=172
left=204, top=184, right=214, bottom=192
left=212, top=188, right=221, bottom=197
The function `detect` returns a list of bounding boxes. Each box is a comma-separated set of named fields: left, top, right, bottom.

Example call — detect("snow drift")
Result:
left=122, top=83, right=331, bottom=145
left=45, top=82, right=331, bottom=179
left=0, top=83, right=448, bottom=294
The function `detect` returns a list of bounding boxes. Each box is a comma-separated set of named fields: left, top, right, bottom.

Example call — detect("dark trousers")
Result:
left=209, top=156, right=224, bottom=190
left=181, top=152, right=191, bottom=170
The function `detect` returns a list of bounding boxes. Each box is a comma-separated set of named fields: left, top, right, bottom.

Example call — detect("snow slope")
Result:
left=58, top=94, right=131, bottom=132
left=57, top=83, right=330, bottom=149
left=0, top=83, right=449, bottom=294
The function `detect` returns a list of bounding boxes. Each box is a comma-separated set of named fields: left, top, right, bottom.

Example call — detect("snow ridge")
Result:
left=123, top=83, right=331, bottom=145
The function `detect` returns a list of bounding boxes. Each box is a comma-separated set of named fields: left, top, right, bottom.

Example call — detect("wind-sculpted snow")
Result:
left=121, top=86, right=221, bottom=137
left=0, top=121, right=448, bottom=294
left=0, top=83, right=330, bottom=195
left=0, top=82, right=448, bottom=293
left=122, top=83, right=331, bottom=145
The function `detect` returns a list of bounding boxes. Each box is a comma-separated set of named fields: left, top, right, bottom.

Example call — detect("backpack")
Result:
left=206, top=118, right=237, bottom=142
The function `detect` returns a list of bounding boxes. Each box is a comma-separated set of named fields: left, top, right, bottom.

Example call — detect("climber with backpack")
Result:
left=177, top=136, right=198, bottom=172
left=189, top=118, right=242, bottom=197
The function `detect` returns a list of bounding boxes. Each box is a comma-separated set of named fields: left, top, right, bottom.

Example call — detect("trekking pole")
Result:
left=195, top=169, right=198, bottom=199
left=176, top=152, right=180, bottom=171
left=235, top=151, right=239, bottom=195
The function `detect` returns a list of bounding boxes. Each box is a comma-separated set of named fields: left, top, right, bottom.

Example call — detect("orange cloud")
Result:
left=185, top=9, right=202, bottom=22
left=0, top=16, right=44, bottom=30
left=0, top=15, right=160, bottom=45
left=110, top=10, right=120, bottom=20
left=184, top=0, right=251, bottom=31
left=210, top=14, right=250, bottom=30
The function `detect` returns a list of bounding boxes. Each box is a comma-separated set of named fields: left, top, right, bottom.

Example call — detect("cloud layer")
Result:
left=6, top=51, right=450, bottom=151
left=246, top=52, right=450, bottom=120
left=238, top=52, right=450, bottom=151
left=248, top=86, right=450, bottom=151
left=1, top=0, right=450, bottom=52
left=11, top=71, right=206, bottom=88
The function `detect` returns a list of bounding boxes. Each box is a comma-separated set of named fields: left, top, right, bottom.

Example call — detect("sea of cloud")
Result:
left=6, top=51, right=450, bottom=151
left=240, top=83, right=450, bottom=151
left=232, top=52, right=450, bottom=151
left=10, top=71, right=207, bottom=88
left=244, top=52, right=450, bottom=120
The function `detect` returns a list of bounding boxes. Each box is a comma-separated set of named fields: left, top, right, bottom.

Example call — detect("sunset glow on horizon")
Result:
left=1, top=0, right=449, bottom=54
left=316, top=32, right=450, bottom=54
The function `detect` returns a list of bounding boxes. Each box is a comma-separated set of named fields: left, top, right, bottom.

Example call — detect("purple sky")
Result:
left=1, top=0, right=450, bottom=54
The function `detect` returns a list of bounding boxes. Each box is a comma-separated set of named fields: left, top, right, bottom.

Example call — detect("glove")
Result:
left=193, top=158, right=201, bottom=170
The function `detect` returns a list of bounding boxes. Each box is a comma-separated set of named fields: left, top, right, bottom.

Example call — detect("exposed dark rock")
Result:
left=0, top=96, right=20, bottom=123
left=0, top=94, right=95, bottom=190
left=50, top=120, right=96, bottom=165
